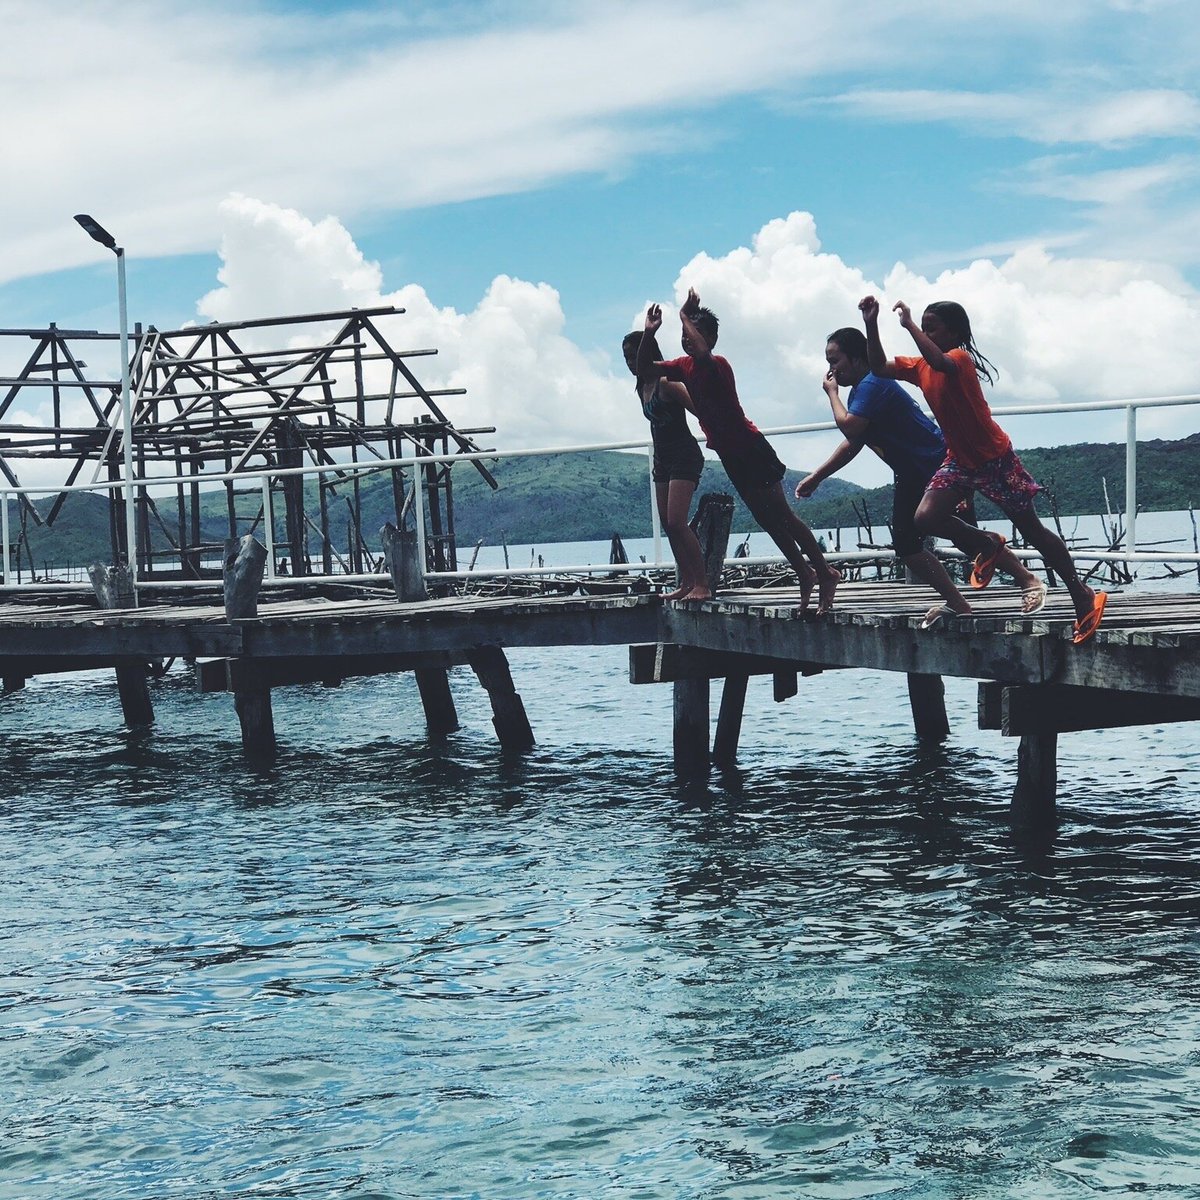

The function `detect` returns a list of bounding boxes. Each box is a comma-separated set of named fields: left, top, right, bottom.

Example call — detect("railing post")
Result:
left=1125, top=405, right=1137, bottom=560
left=0, top=489, right=8, bottom=586
left=261, top=474, right=276, bottom=580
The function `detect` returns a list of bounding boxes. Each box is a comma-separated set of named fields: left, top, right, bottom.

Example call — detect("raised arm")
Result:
left=636, top=303, right=668, bottom=384
left=859, top=294, right=902, bottom=379
left=894, top=301, right=958, bottom=375
left=679, top=287, right=713, bottom=364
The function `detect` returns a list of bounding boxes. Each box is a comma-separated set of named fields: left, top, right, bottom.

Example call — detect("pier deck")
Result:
left=1, top=582, right=1197, bottom=823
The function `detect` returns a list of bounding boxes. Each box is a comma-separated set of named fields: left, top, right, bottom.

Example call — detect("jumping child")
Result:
left=641, top=289, right=839, bottom=612
left=795, top=326, right=972, bottom=627
left=860, top=294, right=1106, bottom=643
left=623, top=306, right=710, bottom=601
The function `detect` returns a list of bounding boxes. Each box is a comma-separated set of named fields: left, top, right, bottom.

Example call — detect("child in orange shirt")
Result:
left=861, top=295, right=1106, bottom=643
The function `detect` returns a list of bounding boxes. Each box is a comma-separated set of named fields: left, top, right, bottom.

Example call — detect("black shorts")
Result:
left=892, top=468, right=937, bottom=558
left=720, top=432, right=786, bottom=495
left=652, top=431, right=704, bottom=484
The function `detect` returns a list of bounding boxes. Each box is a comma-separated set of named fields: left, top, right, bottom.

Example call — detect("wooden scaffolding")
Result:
left=0, top=306, right=496, bottom=582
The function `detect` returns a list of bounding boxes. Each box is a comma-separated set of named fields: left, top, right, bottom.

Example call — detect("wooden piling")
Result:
left=382, top=521, right=458, bottom=734
left=1012, top=732, right=1057, bottom=826
left=673, top=676, right=710, bottom=774
left=904, top=561, right=950, bottom=740
left=414, top=667, right=460, bottom=738
left=88, top=563, right=154, bottom=728
left=712, top=673, right=748, bottom=765
left=467, top=646, right=534, bottom=751
left=223, top=536, right=275, bottom=758
left=907, top=673, right=951, bottom=740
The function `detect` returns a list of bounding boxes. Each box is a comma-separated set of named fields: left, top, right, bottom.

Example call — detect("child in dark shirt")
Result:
left=641, top=289, right=839, bottom=612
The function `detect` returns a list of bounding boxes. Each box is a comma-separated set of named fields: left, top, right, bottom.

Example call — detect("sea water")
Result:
left=2, top=532, right=1200, bottom=1198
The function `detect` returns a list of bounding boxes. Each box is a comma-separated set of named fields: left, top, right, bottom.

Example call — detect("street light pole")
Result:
left=74, top=214, right=138, bottom=601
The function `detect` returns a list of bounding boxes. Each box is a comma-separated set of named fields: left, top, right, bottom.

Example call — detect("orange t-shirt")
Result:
left=892, top=349, right=1010, bottom=469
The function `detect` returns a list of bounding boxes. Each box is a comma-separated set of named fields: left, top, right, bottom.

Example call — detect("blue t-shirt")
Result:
left=847, top=373, right=945, bottom=479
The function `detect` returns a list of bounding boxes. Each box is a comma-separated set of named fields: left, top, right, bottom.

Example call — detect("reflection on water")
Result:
left=1, top=647, right=1199, bottom=1198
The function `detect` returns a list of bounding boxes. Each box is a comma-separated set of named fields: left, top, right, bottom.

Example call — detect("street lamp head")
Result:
left=74, top=213, right=118, bottom=252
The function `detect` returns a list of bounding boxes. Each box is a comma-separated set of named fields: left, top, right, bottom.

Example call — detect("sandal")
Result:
left=1020, top=582, right=1048, bottom=616
left=970, top=535, right=1006, bottom=590
left=920, top=604, right=958, bottom=629
left=1071, top=591, right=1108, bottom=645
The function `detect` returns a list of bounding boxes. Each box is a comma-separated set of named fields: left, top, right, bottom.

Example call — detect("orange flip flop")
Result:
left=970, top=536, right=1006, bottom=590
left=1071, top=591, right=1108, bottom=645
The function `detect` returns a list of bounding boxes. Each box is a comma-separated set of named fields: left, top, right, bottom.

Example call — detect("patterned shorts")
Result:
left=926, top=447, right=1042, bottom=514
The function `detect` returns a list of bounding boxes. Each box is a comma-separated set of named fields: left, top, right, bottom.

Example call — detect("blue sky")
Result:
left=2, top=0, right=1199, bottom=484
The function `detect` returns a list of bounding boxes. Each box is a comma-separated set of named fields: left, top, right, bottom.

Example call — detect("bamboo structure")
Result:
left=0, top=306, right=495, bottom=581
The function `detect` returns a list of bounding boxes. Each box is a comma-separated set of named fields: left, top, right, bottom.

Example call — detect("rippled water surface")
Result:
left=2, top=640, right=1200, bottom=1198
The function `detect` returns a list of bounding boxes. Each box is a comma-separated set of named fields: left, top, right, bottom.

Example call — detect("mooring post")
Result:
left=904, top=561, right=950, bottom=740
left=1012, top=732, right=1057, bottom=826
left=223, top=535, right=275, bottom=759
left=88, top=562, right=154, bottom=728
left=382, top=522, right=460, bottom=736
left=467, top=646, right=534, bottom=751
left=690, top=493, right=735, bottom=596
left=712, top=673, right=748, bottom=766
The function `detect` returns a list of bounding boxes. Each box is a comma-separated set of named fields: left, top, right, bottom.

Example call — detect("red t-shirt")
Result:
left=891, top=349, right=1010, bottom=469
left=659, top=354, right=761, bottom=459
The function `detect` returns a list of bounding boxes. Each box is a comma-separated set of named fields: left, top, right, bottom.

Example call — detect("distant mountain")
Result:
left=10, top=437, right=1200, bottom=570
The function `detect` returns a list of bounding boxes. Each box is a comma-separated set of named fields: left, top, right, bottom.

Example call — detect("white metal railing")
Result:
left=0, top=390, right=1197, bottom=593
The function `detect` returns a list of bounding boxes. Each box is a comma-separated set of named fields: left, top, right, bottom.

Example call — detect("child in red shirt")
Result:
left=862, top=295, right=1105, bottom=643
left=643, top=289, right=839, bottom=612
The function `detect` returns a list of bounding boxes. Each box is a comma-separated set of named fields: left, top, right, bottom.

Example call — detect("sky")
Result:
left=2, top=0, right=1199, bottom=489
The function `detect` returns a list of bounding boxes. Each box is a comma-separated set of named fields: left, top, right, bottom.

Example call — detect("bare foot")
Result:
left=798, top=566, right=818, bottom=614
left=662, top=586, right=691, bottom=601
left=680, top=585, right=712, bottom=602
left=816, top=568, right=841, bottom=615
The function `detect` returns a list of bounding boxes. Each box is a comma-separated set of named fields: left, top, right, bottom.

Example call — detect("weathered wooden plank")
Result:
left=628, top=643, right=825, bottom=685
left=977, top=681, right=1200, bottom=734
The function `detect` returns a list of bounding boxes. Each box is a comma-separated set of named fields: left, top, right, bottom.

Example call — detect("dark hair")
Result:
left=622, top=329, right=662, bottom=376
left=924, top=300, right=998, bottom=385
left=826, top=327, right=868, bottom=362
left=691, top=306, right=719, bottom=346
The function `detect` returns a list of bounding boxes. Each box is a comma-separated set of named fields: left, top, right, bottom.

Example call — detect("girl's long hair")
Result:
left=925, top=301, right=999, bottom=386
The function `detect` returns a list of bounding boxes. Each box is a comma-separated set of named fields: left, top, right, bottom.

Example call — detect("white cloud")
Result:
left=831, top=88, right=1200, bottom=145
left=196, top=196, right=640, bottom=451
left=196, top=199, right=1200, bottom=478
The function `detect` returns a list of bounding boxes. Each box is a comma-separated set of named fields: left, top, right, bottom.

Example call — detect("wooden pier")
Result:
left=1, top=568, right=1197, bottom=826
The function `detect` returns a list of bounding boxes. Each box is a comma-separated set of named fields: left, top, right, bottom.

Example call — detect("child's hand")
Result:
left=893, top=300, right=913, bottom=327
left=680, top=288, right=701, bottom=319
left=822, top=369, right=839, bottom=396
left=795, top=474, right=820, bottom=499
left=644, top=303, right=663, bottom=333
left=858, top=295, right=879, bottom=324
